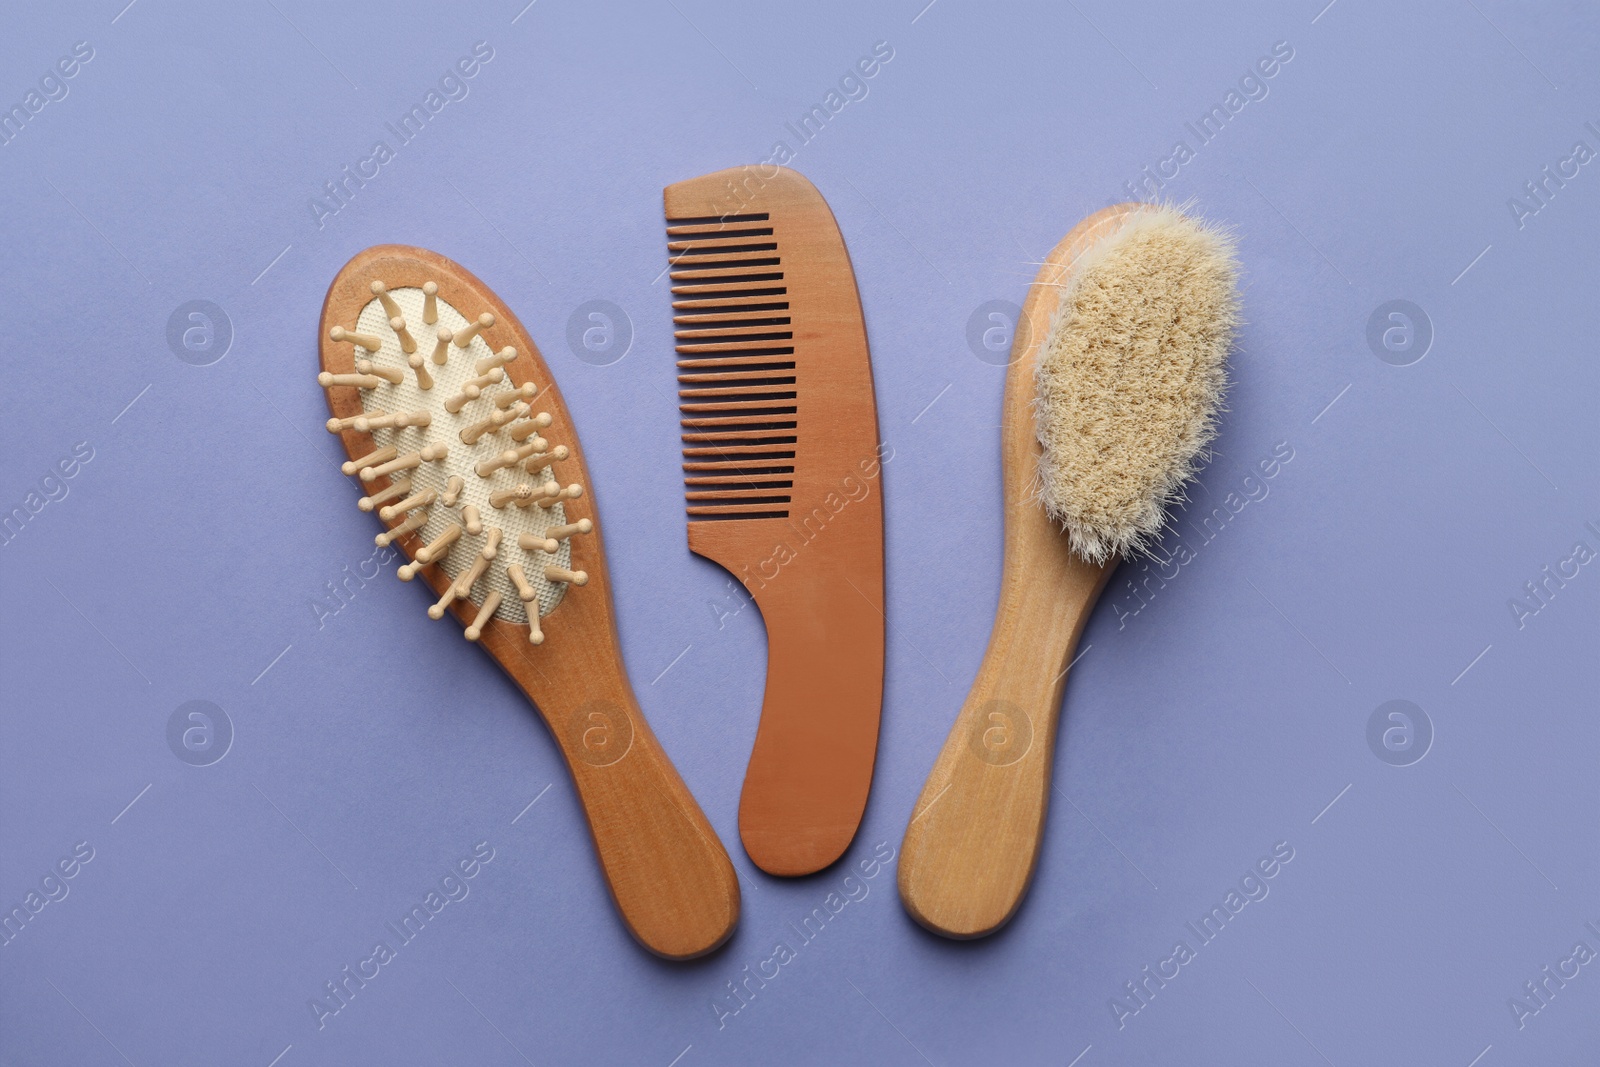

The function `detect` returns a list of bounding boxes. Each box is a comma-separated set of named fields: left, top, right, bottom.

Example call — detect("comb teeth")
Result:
left=665, top=211, right=796, bottom=521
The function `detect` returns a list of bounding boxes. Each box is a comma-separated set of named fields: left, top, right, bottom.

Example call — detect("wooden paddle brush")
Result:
left=319, top=246, right=738, bottom=959
left=898, top=203, right=1239, bottom=938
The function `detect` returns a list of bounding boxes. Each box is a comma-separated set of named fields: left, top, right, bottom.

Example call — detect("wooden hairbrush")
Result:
left=319, top=245, right=738, bottom=959
left=899, top=204, right=1240, bottom=938
left=662, top=167, right=885, bottom=877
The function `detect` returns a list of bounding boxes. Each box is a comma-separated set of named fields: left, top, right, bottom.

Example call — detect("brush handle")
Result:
left=513, top=648, right=740, bottom=960
left=897, top=522, right=1112, bottom=938
left=898, top=204, right=1134, bottom=938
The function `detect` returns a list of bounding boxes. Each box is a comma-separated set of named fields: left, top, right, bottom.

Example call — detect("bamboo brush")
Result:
left=898, top=203, right=1239, bottom=938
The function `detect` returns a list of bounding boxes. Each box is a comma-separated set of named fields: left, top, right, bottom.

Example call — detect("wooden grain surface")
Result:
left=320, top=245, right=738, bottom=959
left=897, top=205, right=1140, bottom=939
left=664, top=167, right=885, bottom=876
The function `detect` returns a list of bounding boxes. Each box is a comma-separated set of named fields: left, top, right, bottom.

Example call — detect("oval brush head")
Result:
left=1034, top=204, right=1240, bottom=563
left=325, top=280, right=582, bottom=638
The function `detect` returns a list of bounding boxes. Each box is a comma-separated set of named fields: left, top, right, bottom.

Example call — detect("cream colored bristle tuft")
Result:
left=422, top=281, right=439, bottom=325
left=453, top=313, right=494, bottom=348
left=440, top=475, right=464, bottom=507
left=1033, top=204, right=1239, bottom=564
left=462, top=505, right=483, bottom=536
left=482, top=527, right=503, bottom=559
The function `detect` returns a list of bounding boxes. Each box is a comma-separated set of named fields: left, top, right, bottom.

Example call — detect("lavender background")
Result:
left=2, top=2, right=1596, bottom=1065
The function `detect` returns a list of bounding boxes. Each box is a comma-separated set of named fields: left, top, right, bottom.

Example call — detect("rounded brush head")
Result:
left=323, top=276, right=594, bottom=644
left=1033, top=203, right=1240, bottom=564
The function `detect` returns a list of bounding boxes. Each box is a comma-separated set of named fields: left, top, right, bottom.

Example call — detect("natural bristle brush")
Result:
left=319, top=246, right=738, bottom=959
left=898, top=204, right=1239, bottom=938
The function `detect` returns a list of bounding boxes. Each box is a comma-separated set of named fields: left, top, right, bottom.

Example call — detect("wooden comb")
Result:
left=662, top=167, right=885, bottom=876
left=319, top=245, right=738, bottom=959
